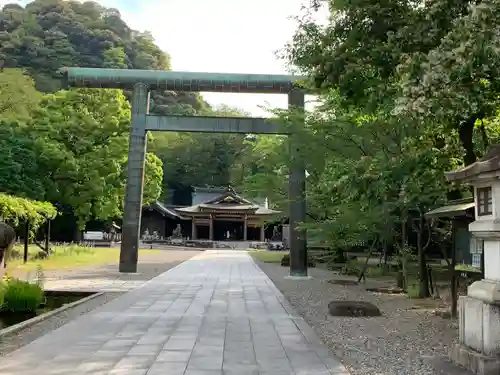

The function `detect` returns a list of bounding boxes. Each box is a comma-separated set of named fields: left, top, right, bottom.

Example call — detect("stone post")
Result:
left=446, top=145, right=500, bottom=374
left=287, top=89, right=308, bottom=278
left=260, top=225, right=265, bottom=242
left=119, top=82, right=149, bottom=273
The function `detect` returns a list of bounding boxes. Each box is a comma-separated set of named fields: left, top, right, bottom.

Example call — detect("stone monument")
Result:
left=446, top=145, right=500, bottom=374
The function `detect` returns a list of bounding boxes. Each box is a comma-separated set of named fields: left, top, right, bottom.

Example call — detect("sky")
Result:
left=1, top=0, right=329, bottom=116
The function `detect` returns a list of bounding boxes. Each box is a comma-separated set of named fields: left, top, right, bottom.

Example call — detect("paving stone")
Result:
left=146, top=362, right=187, bottom=375
left=156, top=349, right=192, bottom=362
left=0, top=250, right=348, bottom=375
left=184, top=370, right=222, bottom=375
left=127, top=344, right=162, bottom=356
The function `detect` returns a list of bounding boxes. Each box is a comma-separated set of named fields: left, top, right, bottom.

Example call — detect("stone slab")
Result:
left=451, top=343, right=500, bottom=375
left=0, top=250, right=350, bottom=375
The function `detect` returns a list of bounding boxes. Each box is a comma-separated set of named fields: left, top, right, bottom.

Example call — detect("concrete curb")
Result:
left=0, top=291, right=104, bottom=338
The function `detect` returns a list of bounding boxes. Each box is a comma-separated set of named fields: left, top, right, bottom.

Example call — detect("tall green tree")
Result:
left=30, top=88, right=162, bottom=228
left=0, top=68, right=41, bottom=120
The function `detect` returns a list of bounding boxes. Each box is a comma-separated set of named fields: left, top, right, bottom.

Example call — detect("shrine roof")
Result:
left=175, top=189, right=280, bottom=216
left=148, top=201, right=190, bottom=220
left=424, top=198, right=475, bottom=219
left=446, top=145, right=500, bottom=183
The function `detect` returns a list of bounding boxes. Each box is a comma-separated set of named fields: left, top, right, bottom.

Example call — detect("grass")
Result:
left=247, top=250, right=288, bottom=263
left=249, top=250, right=454, bottom=279
left=455, top=264, right=481, bottom=273
left=6, top=244, right=161, bottom=272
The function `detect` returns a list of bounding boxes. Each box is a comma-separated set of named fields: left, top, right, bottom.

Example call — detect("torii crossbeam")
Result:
left=60, top=67, right=310, bottom=278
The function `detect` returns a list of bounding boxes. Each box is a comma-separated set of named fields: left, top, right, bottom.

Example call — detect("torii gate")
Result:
left=59, top=68, right=309, bottom=278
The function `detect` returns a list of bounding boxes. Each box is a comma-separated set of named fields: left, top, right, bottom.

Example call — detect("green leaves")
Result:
left=0, top=193, right=57, bottom=231
left=27, top=88, right=162, bottom=229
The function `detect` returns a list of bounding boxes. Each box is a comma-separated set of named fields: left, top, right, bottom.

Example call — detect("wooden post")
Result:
left=260, top=224, right=265, bottom=242
left=451, top=219, right=458, bottom=319
left=23, top=220, right=30, bottom=264
left=243, top=215, right=248, bottom=241
left=209, top=215, right=214, bottom=241
left=191, top=220, right=196, bottom=240
left=45, top=219, right=51, bottom=254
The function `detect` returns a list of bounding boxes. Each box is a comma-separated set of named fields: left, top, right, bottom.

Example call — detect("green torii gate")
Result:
left=60, top=67, right=309, bottom=278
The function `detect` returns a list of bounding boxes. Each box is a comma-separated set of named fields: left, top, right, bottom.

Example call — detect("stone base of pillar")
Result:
left=451, top=343, right=500, bottom=375
left=119, top=263, right=138, bottom=273
left=285, top=275, right=312, bottom=280
left=451, top=281, right=500, bottom=374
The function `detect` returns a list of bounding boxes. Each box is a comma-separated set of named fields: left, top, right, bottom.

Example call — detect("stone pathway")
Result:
left=0, top=250, right=349, bottom=375
left=13, top=250, right=202, bottom=292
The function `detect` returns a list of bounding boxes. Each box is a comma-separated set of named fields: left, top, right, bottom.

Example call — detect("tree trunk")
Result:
left=357, top=241, right=377, bottom=283
left=398, top=211, right=407, bottom=289
left=418, top=242, right=430, bottom=298
left=416, top=215, right=430, bottom=298
left=459, top=118, right=477, bottom=166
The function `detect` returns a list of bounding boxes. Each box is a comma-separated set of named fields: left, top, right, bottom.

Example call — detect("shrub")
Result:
left=0, top=281, right=6, bottom=308
left=365, top=265, right=391, bottom=278
left=2, top=279, right=44, bottom=312
left=341, top=260, right=361, bottom=276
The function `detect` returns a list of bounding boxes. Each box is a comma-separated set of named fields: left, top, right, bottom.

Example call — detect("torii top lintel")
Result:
left=59, top=67, right=308, bottom=94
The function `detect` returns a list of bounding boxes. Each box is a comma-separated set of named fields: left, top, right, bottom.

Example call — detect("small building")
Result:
left=425, top=198, right=476, bottom=265
left=141, top=201, right=190, bottom=239
left=175, top=186, right=279, bottom=241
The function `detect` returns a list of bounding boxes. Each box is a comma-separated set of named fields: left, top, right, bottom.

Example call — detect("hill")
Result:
left=0, top=0, right=208, bottom=114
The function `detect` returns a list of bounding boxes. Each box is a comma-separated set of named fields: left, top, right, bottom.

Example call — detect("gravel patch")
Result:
left=258, top=261, right=461, bottom=375
left=0, top=252, right=200, bottom=356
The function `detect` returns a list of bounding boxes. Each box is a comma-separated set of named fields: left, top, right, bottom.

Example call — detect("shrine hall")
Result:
left=174, top=187, right=280, bottom=241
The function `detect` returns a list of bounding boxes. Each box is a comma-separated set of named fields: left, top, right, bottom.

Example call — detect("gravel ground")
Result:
left=257, top=261, right=463, bottom=375
left=0, top=250, right=201, bottom=356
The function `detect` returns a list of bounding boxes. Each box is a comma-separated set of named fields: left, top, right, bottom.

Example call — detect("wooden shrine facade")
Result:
left=175, top=188, right=280, bottom=241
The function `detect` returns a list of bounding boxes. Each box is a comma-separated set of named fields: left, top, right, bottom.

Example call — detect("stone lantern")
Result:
left=445, top=145, right=500, bottom=374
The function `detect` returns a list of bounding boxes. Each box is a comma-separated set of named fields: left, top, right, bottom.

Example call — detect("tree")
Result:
left=276, top=0, right=498, bottom=298
left=149, top=105, right=253, bottom=205
left=0, top=68, right=41, bottom=120
left=29, top=88, right=162, bottom=229
left=285, top=0, right=496, bottom=165
left=0, top=120, right=45, bottom=200
left=0, top=0, right=202, bottom=113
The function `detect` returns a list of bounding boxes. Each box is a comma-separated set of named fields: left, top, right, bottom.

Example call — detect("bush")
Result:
left=0, top=282, right=6, bottom=308
left=341, top=260, right=361, bottom=276
left=2, top=279, right=44, bottom=312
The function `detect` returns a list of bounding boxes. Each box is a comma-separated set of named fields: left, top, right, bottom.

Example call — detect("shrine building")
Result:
left=141, top=186, right=280, bottom=242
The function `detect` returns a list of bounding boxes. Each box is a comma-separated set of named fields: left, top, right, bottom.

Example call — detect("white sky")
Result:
left=1, top=0, right=328, bottom=116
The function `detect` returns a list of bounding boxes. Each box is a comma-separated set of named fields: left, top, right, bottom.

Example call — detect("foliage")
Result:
left=237, top=0, right=500, bottom=300
left=0, top=0, right=256, bottom=214
left=0, top=0, right=205, bottom=113
left=149, top=105, right=254, bottom=204
left=0, top=282, right=5, bottom=308
left=0, top=68, right=41, bottom=120
left=1, top=278, right=44, bottom=312
left=0, top=119, right=45, bottom=200
left=248, top=250, right=288, bottom=264
left=0, top=192, right=57, bottom=230
left=29, top=88, right=162, bottom=228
